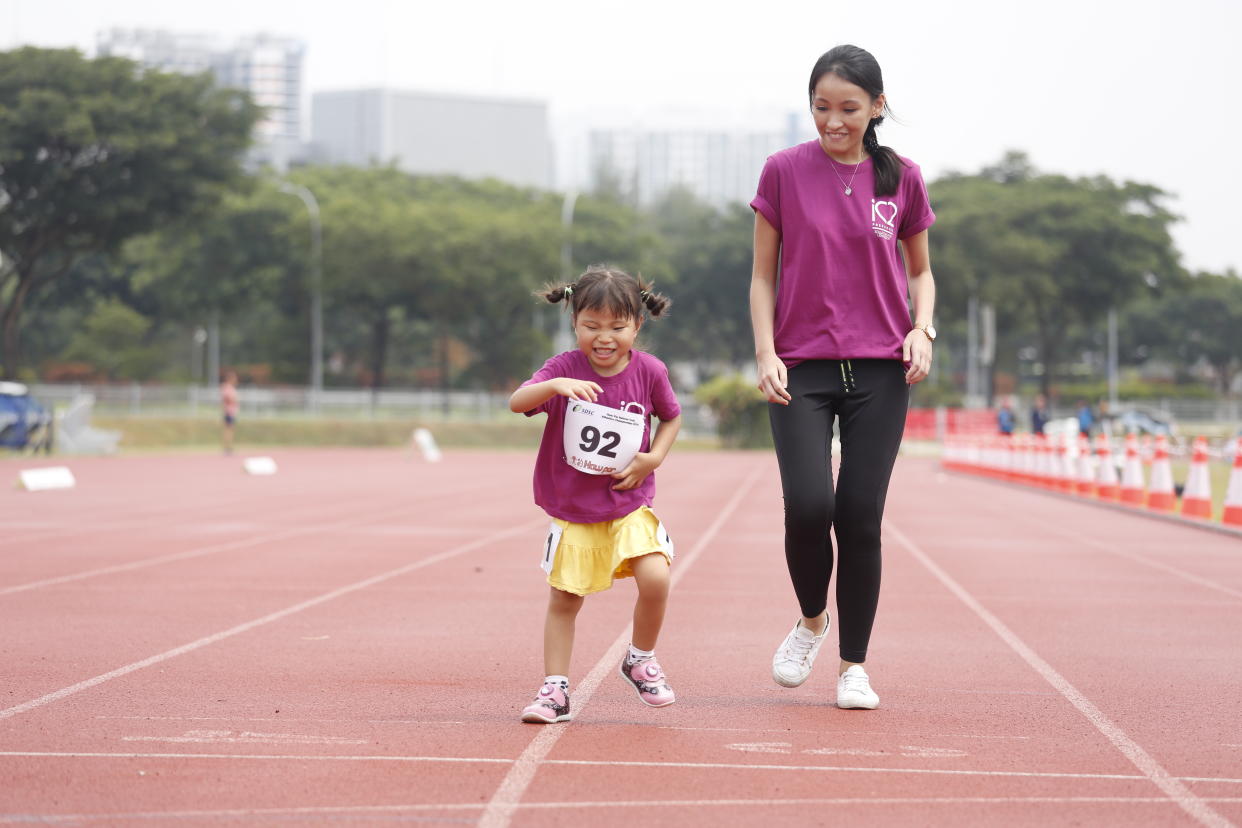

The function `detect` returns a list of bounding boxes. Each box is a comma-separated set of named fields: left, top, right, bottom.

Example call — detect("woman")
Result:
left=749, top=44, right=936, bottom=709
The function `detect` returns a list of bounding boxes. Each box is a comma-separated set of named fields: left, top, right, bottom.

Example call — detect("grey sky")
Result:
left=5, top=0, right=1239, bottom=275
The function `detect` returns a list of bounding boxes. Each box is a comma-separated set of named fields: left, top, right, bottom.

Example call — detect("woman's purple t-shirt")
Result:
left=750, top=140, right=936, bottom=365
left=521, top=349, right=681, bottom=524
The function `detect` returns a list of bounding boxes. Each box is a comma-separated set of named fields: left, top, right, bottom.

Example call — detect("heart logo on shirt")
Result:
left=872, top=200, right=898, bottom=227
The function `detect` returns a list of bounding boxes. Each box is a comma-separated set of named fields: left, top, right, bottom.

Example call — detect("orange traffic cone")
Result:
left=1223, top=439, right=1242, bottom=528
left=1096, top=433, right=1120, bottom=501
left=1033, top=434, right=1050, bottom=488
left=1147, top=435, right=1176, bottom=513
left=1179, top=436, right=1213, bottom=520
left=1075, top=433, right=1096, bottom=497
left=1053, top=436, right=1071, bottom=492
left=1120, top=433, right=1145, bottom=506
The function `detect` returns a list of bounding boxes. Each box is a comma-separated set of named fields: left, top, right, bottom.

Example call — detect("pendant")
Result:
left=844, top=187, right=852, bottom=196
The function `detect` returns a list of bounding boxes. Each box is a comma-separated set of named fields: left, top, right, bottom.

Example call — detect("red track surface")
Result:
left=1, top=448, right=1239, bottom=826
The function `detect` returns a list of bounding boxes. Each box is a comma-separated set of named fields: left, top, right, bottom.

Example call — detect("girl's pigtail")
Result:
left=637, top=278, right=672, bottom=318
left=535, top=282, right=576, bottom=308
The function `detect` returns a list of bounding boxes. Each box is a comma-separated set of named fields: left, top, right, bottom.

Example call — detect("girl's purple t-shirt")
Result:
left=750, top=140, right=936, bottom=365
left=521, top=349, right=681, bottom=524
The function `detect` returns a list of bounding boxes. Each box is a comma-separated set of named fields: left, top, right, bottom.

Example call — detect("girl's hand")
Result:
left=551, top=377, right=603, bottom=402
left=757, top=353, right=791, bottom=405
left=611, top=452, right=659, bottom=490
left=903, top=330, right=933, bottom=384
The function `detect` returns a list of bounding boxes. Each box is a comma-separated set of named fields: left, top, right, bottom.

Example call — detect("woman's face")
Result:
left=810, top=72, right=884, bottom=162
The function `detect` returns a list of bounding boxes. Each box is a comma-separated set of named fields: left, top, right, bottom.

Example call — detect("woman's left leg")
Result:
left=832, top=360, right=909, bottom=667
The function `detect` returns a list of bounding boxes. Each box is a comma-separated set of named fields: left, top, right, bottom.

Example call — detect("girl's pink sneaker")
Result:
left=619, top=656, right=676, bottom=707
left=521, top=683, right=571, bottom=723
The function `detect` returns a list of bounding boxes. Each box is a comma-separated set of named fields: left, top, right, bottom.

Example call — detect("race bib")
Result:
left=540, top=523, right=563, bottom=574
left=656, top=520, right=675, bottom=561
left=562, top=399, right=646, bottom=475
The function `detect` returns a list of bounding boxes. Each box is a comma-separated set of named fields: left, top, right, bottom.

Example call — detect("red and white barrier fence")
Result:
left=942, top=431, right=1242, bottom=530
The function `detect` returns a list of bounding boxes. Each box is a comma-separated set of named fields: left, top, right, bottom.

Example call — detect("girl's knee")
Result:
left=548, top=587, right=584, bottom=614
left=632, top=553, right=670, bottom=593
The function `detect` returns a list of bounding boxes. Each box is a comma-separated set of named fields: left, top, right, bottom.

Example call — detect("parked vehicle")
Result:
left=1113, top=406, right=1177, bottom=437
left=0, top=381, right=53, bottom=453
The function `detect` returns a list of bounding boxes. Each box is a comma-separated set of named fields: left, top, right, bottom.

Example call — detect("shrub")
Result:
left=694, top=374, right=772, bottom=448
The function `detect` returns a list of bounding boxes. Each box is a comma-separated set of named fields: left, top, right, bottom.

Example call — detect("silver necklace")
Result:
left=829, top=153, right=865, bottom=196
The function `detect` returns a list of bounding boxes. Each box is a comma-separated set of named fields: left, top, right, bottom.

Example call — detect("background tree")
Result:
left=929, top=152, right=1182, bottom=398
left=1126, top=270, right=1242, bottom=394
left=646, top=188, right=753, bottom=371
left=0, top=47, right=259, bottom=376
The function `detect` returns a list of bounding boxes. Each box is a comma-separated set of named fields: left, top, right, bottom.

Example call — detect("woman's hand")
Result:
left=903, top=330, right=933, bottom=384
left=757, top=352, right=791, bottom=405
left=551, top=377, right=603, bottom=402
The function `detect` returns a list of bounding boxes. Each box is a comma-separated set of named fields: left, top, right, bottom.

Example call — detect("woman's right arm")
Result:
left=750, top=212, right=791, bottom=405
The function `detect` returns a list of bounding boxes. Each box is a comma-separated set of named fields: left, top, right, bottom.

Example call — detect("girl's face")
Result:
left=811, top=72, right=884, bottom=162
left=573, top=306, right=641, bottom=377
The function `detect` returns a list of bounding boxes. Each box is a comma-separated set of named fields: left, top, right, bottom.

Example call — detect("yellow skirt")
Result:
left=540, top=506, right=674, bottom=596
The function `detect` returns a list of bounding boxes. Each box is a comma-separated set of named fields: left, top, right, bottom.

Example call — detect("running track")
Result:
left=1, top=448, right=1239, bottom=826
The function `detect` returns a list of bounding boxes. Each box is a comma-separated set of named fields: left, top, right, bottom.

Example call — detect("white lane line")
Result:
left=0, top=520, right=544, bottom=722
left=1010, top=513, right=1242, bottom=601
left=478, top=464, right=765, bottom=828
left=886, top=519, right=1236, bottom=828
left=95, top=716, right=469, bottom=725
left=0, top=501, right=414, bottom=596
left=0, top=485, right=495, bottom=597
left=5, top=750, right=1242, bottom=786
left=8, top=797, right=1242, bottom=824
left=0, top=751, right=507, bottom=763
left=0, top=485, right=363, bottom=548
left=121, top=730, right=367, bottom=745
left=653, top=725, right=1031, bottom=740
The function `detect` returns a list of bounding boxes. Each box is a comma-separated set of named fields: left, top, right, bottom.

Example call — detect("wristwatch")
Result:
left=914, top=322, right=937, bottom=343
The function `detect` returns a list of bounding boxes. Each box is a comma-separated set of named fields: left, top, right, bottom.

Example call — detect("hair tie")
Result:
left=640, top=289, right=650, bottom=299
left=564, top=285, right=573, bottom=298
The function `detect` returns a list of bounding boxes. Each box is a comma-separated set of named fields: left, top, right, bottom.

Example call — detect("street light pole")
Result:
left=556, top=189, right=579, bottom=354
left=279, top=182, right=323, bottom=411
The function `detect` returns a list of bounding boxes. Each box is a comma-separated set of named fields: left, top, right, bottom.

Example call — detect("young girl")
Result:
left=510, top=265, right=682, bottom=724
left=750, top=45, right=936, bottom=710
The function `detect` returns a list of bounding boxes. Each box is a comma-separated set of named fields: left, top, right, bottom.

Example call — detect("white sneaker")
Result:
left=837, top=664, right=879, bottom=709
left=771, top=617, right=828, bottom=688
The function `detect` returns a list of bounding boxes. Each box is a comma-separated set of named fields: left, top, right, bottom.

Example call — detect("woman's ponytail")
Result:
left=866, top=116, right=902, bottom=196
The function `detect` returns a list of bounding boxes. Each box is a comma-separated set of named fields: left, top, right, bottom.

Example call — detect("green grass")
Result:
left=85, top=415, right=723, bottom=453
left=92, top=415, right=545, bottom=450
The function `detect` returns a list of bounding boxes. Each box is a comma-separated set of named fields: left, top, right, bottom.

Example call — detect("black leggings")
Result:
left=768, top=359, right=909, bottom=663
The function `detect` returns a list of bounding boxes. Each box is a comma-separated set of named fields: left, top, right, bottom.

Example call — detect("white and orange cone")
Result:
left=1096, top=433, right=1120, bottom=502
left=1147, top=434, right=1176, bottom=513
left=1179, top=436, right=1213, bottom=520
left=1223, top=439, right=1242, bottom=528
left=1120, top=433, right=1145, bottom=507
left=1056, top=436, right=1074, bottom=493
left=1076, top=433, right=1096, bottom=497
left=1032, top=433, right=1050, bottom=488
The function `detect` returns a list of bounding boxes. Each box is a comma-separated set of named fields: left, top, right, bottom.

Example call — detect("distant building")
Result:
left=586, top=116, right=800, bottom=206
left=96, top=29, right=306, bottom=170
left=310, top=89, right=553, bottom=189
